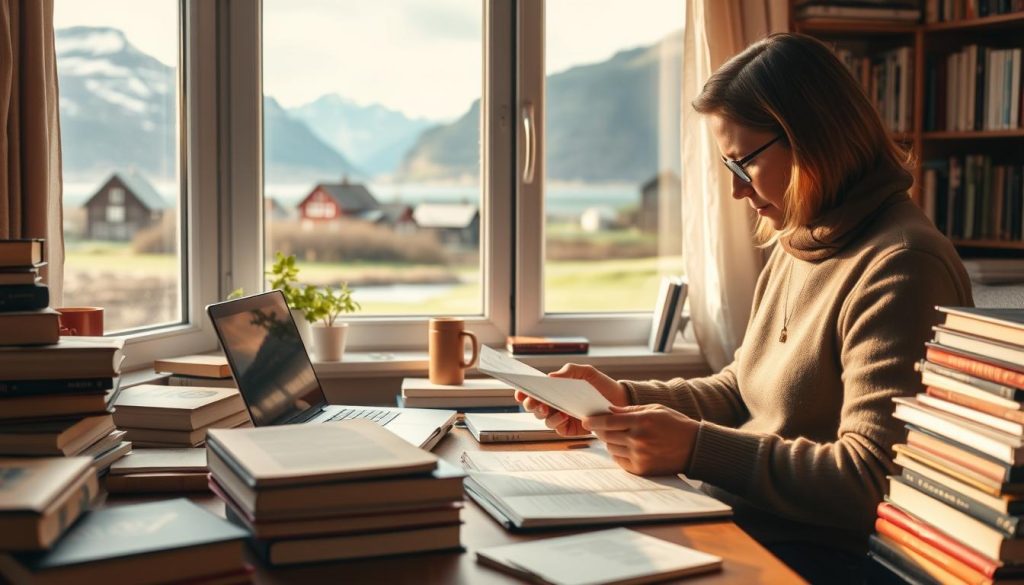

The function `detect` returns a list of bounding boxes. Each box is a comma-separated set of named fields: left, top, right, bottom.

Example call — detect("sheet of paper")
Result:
left=463, top=448, right=616, bottom=472
left=477, top=346, right=612, bottom=420
left=479, top=528, right=722, bottom=585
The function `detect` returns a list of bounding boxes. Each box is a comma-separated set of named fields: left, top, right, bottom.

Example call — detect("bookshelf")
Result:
left=790, top=2, right=1024, bottom=254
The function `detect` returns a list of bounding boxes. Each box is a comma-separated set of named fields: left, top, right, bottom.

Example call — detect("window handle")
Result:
left=522, top=102, right=536, bottom=184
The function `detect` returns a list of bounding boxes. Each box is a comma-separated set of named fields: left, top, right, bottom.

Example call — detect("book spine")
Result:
left=0, top=285, right=49, bottom=312
left=877, top=502, right=1000, bottom=577
left=922, top=359, right=1023, bottom=401
left=867, top=535, right=946, bottom=585
left=875, top=517, right=992, bottom=584
left=927, top=347, right=1024, bottom=390
left=0, top=378, right=113, bottom=396
left=902, top=468, right=1022, bottom=537
left=927, top=387, right=1024, bottom=423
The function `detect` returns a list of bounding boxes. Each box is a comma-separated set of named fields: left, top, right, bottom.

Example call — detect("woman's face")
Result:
left=709, top=114, right=792, bottom=230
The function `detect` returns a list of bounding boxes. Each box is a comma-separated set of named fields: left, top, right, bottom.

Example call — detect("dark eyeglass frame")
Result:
left=722, top=134, right=784, bottom=183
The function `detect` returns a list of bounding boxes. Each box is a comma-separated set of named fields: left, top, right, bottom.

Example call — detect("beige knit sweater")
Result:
left=623, top=162, right=973, bottom=552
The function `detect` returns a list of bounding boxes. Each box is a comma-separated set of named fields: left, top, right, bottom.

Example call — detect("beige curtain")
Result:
left=0, top=0, right=63, bottom=304
left=680, top=0, right=787, bottom=371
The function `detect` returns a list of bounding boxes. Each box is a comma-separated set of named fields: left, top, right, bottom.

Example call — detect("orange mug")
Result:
left=428, top=317, right=479, bottom=385
left=57, top=307, right=104, bottom=336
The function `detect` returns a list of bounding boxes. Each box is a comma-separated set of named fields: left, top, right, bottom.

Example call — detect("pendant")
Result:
left=779, top=327, right=787, bottom=343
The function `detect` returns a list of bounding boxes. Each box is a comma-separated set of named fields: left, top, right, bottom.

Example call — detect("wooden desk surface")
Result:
left=107, top=429, right=805, bottom=584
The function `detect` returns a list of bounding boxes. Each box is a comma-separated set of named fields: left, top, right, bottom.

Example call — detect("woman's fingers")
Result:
left=592, top=429, right=629, bottom=446
left=521, top=396, right=550, bottom=418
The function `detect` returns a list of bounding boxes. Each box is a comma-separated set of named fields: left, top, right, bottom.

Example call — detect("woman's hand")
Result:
left=514, top=364, right=629, bottom=437
left=583, top=404, right=699, bottom=476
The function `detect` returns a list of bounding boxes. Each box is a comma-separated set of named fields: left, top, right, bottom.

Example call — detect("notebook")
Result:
left=464, top=412, right=593, bottom=443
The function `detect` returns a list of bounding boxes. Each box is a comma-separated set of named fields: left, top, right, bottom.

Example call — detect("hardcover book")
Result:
left=0, top=337, right=125, bottom=380
left=0, top=309, right=60, bottom=346
left=938, top=306, right=1024, bottom=347
left=0, top=415, right=115, bottom=456
left=0, top=499, right=247, bottom=584
left=0, top=284, right=49, bottom=312
left=153, top=355, right=232, bottom=379
left=0, top=457, right=98, bottom=550
left=0, top=239, right=44, bottom=268
left=206, top=420, right=438, bottom=489
left=506, top=336, right=590, bottom=355
left=109, top=448, right=206, bottom=475
left=113, top=385, right=246, bottom=431
left=250, top=523, right=462, bottom=566
left=400, top=377, right=514, bottom=398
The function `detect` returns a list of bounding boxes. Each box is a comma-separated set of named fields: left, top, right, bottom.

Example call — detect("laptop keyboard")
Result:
left=324, top=408, right=400, bottom=426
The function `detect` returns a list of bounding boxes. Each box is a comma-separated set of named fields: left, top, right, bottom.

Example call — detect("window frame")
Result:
left=513, top=0, right=659, bottom=346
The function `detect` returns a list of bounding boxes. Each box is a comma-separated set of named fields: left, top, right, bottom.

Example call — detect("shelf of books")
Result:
left=791, top=0, right=1024, bottom=253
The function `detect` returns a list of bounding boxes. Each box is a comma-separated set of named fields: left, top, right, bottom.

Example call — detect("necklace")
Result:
left=779, top=261, right=812, bottom=343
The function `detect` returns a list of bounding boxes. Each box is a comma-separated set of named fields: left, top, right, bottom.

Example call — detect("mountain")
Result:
left=288, top=95, right=433, bottom=177
left=398, top=33, right=682, bottom=184
left=56, top=26, right=358, bottom=186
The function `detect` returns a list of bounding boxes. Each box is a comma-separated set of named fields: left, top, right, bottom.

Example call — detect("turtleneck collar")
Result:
left=780, top=161, right=913, bottom=261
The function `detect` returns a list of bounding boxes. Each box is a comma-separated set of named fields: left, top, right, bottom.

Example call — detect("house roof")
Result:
left=312, top=181, right=380, bottom=212
left=413, top=203, right=478, bottom=229
left=117, top=171, right=168, bottom=210
left=641, top=171, right=681, bottom=194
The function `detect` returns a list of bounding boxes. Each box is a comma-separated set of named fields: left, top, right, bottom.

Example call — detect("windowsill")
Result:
left=311, top=341, right=706, bottom=378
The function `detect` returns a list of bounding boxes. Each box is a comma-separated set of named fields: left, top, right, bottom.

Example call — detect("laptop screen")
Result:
left=206, top=290, right=327, bottom=426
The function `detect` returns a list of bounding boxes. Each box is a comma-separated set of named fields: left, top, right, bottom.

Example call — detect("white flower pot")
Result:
left=312, top=323, right=349, bottom=362
left=290, top=308, right=314, bottom=352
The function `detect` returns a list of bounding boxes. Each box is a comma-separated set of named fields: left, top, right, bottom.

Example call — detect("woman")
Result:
left=518, top=33, right=972, bottom=584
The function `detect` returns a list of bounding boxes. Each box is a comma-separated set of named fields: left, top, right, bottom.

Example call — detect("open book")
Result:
left=461, top=447, right=731, bottom=529
left=477, top=528, right=722, bottom=585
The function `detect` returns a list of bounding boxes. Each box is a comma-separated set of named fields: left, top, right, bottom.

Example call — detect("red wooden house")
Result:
left=296, top=178, right=380, bottom=224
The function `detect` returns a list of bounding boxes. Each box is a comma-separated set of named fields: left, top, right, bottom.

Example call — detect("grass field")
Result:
left=64, top=242, right=684, bottom=330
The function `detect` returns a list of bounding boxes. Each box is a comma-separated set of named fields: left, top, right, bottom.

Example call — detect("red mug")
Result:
left=57, top=307, right=104, bottom=336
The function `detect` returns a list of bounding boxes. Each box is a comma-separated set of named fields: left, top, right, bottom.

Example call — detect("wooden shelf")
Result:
left=951, top=239, right=1024, bottom=250
left=794, top=19, right=919, bottom=35
left=923, top=11, right=1024, bottom=32
left=922, top=129, right=1024, bottom=140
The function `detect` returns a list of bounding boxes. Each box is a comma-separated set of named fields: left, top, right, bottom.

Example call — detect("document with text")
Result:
left=461, top=447, right=731, bottom=529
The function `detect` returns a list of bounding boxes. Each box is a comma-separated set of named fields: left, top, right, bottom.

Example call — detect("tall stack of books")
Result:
left=0, top=239, right=57, bottom=346
left=398, top=378, right=519, bottom=413
left=207, top=421, right=464, bottom=566
left=112, top=384, right=249, bottom=448
left=0, top=499, right=250, bottom=584
left=0, top=239, right=129, bottom=474
left=869, top=307, right=1024, bottom=583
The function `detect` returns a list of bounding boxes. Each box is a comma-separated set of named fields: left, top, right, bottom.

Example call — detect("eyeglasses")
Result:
left=721, top=134, right=783, bottom=183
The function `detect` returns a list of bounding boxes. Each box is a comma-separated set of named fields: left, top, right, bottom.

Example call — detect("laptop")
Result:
left=206, top=290, right=456, bottom=451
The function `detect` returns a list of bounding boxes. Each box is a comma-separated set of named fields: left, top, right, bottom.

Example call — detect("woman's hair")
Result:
left=692, top=32, right=911, bottom=243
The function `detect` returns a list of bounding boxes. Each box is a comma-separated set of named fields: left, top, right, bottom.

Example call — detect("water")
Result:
left=63, top=180, right=644, bottom=219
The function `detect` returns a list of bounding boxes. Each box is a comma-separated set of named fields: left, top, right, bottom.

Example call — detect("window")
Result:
left=54, top=1, right=184, bottom=334
left=262, top=0, right=485, bottom=318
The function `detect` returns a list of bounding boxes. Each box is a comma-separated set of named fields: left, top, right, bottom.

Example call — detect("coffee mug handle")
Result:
left=460, top=330, right=480, bottom=369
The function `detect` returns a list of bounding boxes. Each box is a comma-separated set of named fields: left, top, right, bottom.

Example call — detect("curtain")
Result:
left=680, top=0, right=787, bottom=371
left=0, top=0, right=63, bottom=305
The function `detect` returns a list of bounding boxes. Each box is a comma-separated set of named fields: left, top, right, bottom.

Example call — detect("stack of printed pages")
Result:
left=869, top=307, right=1024, bottom=584
left=113, top=384, right=249, bottom=448
left=105, top=448, right=208, bottom=494
left=398, top=377, right=519, bottom=412
left=207, top=421, right=465, bottom=565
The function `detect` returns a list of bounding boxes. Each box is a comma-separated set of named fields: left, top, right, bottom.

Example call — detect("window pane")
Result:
left=544, top=1, right=684, bottom=314
left=262, top=1, right=483, bottom=317
left=55, top=1, right=183, bottom=333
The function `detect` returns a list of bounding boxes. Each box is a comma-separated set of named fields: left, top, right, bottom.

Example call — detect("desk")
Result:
left=106, top=430, right=805, bottom=584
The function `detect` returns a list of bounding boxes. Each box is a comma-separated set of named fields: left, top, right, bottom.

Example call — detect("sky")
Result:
left=54, top=0, right=683, bottom=122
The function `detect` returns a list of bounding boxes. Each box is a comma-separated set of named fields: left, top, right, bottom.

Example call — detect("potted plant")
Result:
left=266, top=252, right=319, bottom=349
left=307, top=283, right=360, bottom=362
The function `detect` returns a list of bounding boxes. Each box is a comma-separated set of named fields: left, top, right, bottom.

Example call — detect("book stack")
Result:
left=207, top=421, right=464, bottom=566
left=0, top=336, right=129, bottom=475
left=398, top=377, right=520, bottom=413
left=506, top=336, right=590, bottom=355
left=112, top=384, right=250, bottom=447
left=106, top=448, right=209, bottom=494
left=925, top=0, right=1024, bottom=24
left=836, top=46, right=914, bottom=133
left=0, top=239, right=57, bottom=347
left=924, top=45, right=1022, bottom=133
left=0, top=458, right=99, bottom=551
left=794, top=1, right=922, bottom=22
left=0, top=499, right=250, bottom=584
left=155, top=354, right=237, bottom=388
left=648, top=276, right=688, bottom=353
left=921, top=155, right=1023, bottom=242
left=869, top=307, right=1024, bottom=583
